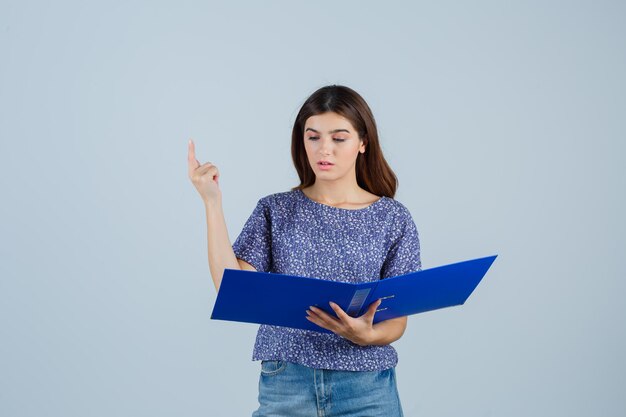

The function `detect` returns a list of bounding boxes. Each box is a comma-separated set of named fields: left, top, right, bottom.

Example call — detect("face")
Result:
left=303, top=111, right=365, bottom=181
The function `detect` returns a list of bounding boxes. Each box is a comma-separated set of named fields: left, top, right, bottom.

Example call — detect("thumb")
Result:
left=365, top=299, right=382, bottom=320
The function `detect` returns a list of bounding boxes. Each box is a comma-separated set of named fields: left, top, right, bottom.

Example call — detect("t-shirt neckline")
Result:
left=295, top=188, right=385, bottom=212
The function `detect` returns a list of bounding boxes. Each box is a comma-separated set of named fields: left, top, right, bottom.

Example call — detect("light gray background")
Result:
left=1, top=1, right=624, bottom=416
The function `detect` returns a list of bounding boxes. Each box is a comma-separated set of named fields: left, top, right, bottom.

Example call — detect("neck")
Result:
left=306, top=175, right=362, bottom=204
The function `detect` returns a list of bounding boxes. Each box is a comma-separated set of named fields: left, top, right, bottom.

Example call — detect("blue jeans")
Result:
left=252, top=360, right=404, bottom=417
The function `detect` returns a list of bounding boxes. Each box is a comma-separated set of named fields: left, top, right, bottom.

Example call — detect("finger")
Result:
left=361, top=299, right=382, bottom=321
left=196, top=163, right=219, bottom=179
left=329, top=301, right=352, bottom=322
left=187, top=139, right=200, bottom=172
left=205, top=167, right=220, bottom=185
left=308, top=307, right=340, bottom=327
left=306, top=310, right=334, bottom=331
left=196, top=161, right=216, bottom=173
left=188, top=139, right=199, bottom=163
left=306, top=316, right=336, bottom=333
left=305, top=313, right=328, bottom=328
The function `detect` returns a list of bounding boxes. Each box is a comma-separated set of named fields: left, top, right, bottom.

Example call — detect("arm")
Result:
left=188, top=139, right=256, bottom=292
left=204, top=199, right=258, bottom=291
left=367, top=316, right=408, bottom=346
left=204, top=198, right=241, bottom=292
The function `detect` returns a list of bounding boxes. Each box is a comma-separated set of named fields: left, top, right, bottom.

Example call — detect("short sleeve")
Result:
left=380, top=210, right=422, bottom=279
left=232, top=198, right=272, bottom=273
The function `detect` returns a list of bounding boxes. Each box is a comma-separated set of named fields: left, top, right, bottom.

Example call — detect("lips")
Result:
left=317, top=161, right=334, bottom=171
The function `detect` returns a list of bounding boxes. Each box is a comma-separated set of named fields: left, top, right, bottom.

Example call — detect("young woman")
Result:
left=188, top=85, right=421, bottom=416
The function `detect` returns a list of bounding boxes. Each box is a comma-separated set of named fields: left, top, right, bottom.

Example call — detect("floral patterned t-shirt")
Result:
left=232, top=188, right=422, bottom=372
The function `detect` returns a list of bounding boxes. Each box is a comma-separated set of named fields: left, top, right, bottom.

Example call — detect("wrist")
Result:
left=367, top=327, right=381, bottom=346
left=354, top=328, right=378, bottom=347
left=204, top=196, right=222, bottom=209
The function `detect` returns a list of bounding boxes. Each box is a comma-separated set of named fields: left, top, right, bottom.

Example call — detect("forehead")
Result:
left=304, top=112, right=355, bottom=130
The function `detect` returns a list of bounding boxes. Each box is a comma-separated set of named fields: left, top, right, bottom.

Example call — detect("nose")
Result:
left=319, top=138, right=333, bottom=155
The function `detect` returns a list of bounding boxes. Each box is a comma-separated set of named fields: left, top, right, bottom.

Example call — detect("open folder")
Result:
left=210, top=254, right=497, bottom=334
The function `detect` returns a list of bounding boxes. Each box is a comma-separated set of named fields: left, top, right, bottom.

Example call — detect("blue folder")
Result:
left=210, top=255, right=497, bottom=334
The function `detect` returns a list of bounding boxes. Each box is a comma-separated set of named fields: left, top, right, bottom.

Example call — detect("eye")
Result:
left=306, top=137, right=346, bottom=142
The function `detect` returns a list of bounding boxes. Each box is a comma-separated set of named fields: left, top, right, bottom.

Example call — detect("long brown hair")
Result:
left=290, top=85, right=399, bottom=198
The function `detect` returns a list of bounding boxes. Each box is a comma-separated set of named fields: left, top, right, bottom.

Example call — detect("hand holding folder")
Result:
left=210, top=255, right=497, bottom=334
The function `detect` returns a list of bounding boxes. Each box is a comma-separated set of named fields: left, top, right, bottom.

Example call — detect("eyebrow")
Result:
left=305, top=128, right=351, bottom=134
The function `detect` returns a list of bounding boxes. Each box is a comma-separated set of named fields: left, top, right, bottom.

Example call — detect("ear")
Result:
left=359, top=138, right=366, bottom=153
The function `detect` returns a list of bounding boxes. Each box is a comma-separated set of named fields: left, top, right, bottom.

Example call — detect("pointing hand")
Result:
left=188, top=139, right=221, bottom=204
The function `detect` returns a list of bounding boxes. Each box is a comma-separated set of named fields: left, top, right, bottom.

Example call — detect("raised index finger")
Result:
left=188, top=139, right=200, bottom=170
